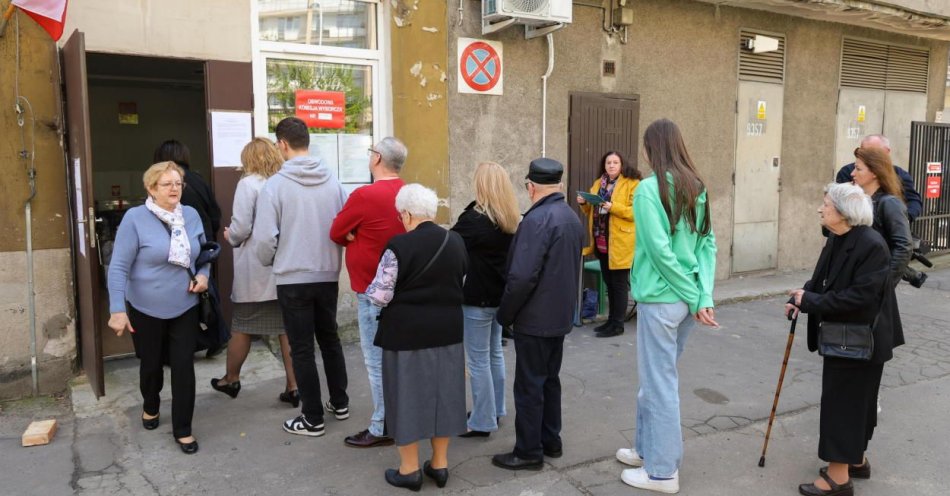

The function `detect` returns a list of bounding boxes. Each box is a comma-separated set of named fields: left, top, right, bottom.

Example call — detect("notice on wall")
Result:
left=210, top=111, right=253, bottom=167
left=73, top=158, right=86, bottom=257
left=296, top=90, right=346, bottom=129
left=339, top=134, right=372, bottom=183
left=927, top=175, right=942, bottom=199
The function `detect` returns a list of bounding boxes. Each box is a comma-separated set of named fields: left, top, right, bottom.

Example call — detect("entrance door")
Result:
left=567, top=92, right=640, bottom=217
left=63, top=30, right=104, bottom=397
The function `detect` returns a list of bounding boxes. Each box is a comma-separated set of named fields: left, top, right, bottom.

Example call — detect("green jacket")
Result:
left=630, top=175, right=716, bottom=314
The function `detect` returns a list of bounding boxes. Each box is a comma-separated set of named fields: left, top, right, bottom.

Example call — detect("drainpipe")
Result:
left=541, top=33, right=554, bottom=157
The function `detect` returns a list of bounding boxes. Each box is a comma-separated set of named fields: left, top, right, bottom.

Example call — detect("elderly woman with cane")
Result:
left=365, top=184, right=469, bottom=491
left=786, top=182, right=893, bottom=496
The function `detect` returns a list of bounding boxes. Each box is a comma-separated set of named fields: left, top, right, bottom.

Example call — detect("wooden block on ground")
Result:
left=21, top=419, right=58, bottom=447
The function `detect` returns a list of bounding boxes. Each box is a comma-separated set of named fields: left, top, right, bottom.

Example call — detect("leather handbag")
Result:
left=817, top=320, right=874, bottom=361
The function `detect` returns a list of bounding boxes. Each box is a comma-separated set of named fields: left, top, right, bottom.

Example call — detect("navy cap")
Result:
left=526, top=157, right=563, bottom=185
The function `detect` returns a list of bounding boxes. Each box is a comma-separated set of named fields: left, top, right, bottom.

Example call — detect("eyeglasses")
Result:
left=367, top=148, right=380, bottom=157
left=157, top=181, right=184, bottom=189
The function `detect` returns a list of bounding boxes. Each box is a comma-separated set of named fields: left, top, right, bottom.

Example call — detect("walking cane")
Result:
left=758, top=310, right=797, bottom=467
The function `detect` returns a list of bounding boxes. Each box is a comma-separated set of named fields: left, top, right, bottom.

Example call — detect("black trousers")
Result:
left=596, top=250, right=631, bottom=326
left=513, top=333, right=564, bottom=459
left=277, top=282, right=349, bottom=424
left=128, top=304, right=198, bottom=439
left=818, top=358, right=884, bottom=464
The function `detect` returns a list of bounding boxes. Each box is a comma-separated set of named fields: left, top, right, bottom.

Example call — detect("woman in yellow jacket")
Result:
left=576, top=151, right=641, bottom=338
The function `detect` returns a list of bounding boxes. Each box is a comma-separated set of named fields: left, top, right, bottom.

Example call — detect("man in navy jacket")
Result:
left=492, top=158, right=585, bottom=471
left=836, top=134, right=922, bottom=222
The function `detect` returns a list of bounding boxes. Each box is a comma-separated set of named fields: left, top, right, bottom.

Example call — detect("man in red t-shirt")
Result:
left=330, top=137, right=407, bottom=448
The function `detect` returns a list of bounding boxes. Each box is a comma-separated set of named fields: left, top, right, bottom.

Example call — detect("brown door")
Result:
left=567, top=92, right=640, bottom=218
left=63, top=30, right=104, bottom=397
left=205, top=60, right=254, bottom=325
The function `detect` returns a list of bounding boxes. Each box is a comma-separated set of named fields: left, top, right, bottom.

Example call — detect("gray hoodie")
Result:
left=252, top=155, right=347, bottom=285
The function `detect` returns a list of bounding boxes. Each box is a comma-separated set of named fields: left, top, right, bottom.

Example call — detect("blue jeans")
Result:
left=634, top=302, right=694, bottom=478
left=462, top=305, right=506, bottom=432
left=357, top=293, right=385, bottom=437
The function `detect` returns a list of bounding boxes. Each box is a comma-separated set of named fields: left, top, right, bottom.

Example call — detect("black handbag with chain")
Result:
left=817, top=320, right=875, bottom=361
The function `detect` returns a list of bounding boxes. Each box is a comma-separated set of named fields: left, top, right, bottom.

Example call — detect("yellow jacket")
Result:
left=581, top=176, right=639, bottom=270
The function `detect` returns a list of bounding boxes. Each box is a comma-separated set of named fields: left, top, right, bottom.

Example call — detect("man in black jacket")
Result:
left=492, top=158, right=585, bottom=471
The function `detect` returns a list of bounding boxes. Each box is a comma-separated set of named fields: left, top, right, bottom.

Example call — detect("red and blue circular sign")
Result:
left=461, top=41, right=502, bottom=92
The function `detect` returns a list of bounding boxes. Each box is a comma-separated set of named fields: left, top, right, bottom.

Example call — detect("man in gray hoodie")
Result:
left=253, top=117, right=350, bottom=437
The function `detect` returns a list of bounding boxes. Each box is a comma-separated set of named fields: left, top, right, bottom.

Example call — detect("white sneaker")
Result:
left=620, top=467, right=679, bottom=494
left=616, top=448, right=644, bottom=467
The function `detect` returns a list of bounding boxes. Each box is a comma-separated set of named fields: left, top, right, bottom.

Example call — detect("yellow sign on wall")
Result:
left=857, top=105, right=866, bottom=123
left=756, top=100, right=767, bottom=120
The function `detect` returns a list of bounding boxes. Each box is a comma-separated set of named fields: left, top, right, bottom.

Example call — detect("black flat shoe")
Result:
left=491, top=452, right=543, bottom=471
left=543, top=446, right=563, bottom=458
left=142, top=413, right=160, bottom=430
left=210, top=378, right=240, bottom=398
left=459, top=430, right=490, bottom=438
left=176, top=437, right=199, bottom=455
left=595, top=324, right=624, bottom=338
left=423, top=460, right=448, bottom=488
left=279, top=389, right=300, bottom=407
left=593, top=321, right=612, bottom=333
left=384, top=468, right=422, bottom=491
left=798, top=471, right=853, bottom=496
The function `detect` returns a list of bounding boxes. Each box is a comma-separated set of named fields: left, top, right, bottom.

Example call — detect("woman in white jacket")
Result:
left=210, top=138, right=298, bottom=405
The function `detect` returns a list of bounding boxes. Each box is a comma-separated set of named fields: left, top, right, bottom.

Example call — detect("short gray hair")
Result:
left=376, top=137, right=407, bottom=172
left=395, top=183, right=438, bottom=219
left=824, top=182, right=873, bottom=227
left=862, top=134, right=891, bottom=150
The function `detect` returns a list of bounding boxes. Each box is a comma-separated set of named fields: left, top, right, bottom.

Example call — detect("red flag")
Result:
left=12, top=0, right=68, bottom=41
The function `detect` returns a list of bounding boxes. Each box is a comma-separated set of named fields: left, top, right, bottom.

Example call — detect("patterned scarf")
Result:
left=145, top=197, right=191, bottom=268
left=593, top=174, right=617, bottom=253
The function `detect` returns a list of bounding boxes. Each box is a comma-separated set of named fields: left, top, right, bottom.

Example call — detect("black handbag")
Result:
left=817, top=320, right=874, bottom=361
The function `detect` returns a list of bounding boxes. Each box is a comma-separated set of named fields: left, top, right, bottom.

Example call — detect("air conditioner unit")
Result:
left=482, top=0, right=572, bottom=38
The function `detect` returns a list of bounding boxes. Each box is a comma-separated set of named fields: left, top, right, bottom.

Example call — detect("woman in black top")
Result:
left=786, top=183, right=893, bottom=496
left=451, top=162, right=519, bottom=438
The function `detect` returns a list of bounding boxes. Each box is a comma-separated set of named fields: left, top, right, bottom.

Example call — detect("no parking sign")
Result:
left=458, top=38, right=503, bottom=95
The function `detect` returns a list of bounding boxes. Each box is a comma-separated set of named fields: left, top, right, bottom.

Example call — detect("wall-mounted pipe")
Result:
left=541, top=33, right=554, bottom=157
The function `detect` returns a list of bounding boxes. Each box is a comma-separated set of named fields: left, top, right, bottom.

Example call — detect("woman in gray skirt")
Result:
left=210, top=138, right=298, bottom=404
left=365, top=184, right=468, bottom=491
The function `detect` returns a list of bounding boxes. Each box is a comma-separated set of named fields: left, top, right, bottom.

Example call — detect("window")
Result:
left=254, top=0, right=385, bottom=191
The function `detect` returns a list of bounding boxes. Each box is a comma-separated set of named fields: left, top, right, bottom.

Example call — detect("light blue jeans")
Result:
left=462, top=305, right=507, bottom=432
left=357, top=293, right=385, bottom=437
left=634, top=301, right=695, bottom=478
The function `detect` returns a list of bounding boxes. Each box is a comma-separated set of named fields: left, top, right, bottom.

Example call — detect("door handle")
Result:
left=76, top=207, right=100, bottom=248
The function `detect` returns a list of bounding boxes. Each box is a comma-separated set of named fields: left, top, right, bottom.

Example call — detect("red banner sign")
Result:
left=295, top=90, right=345, bottom=129
left=926, top=175, right=942, bottom=199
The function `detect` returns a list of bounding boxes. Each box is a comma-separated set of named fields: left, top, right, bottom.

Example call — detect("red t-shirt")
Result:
left=330, top=178, right=406, bottom=293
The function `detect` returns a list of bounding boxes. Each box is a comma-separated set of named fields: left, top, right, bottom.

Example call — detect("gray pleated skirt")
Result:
left=230, top=300, right=285, bottom=336
left=382, top=343, right=467, bottom=446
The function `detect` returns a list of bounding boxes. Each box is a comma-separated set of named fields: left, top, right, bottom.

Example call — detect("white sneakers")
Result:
left=616, top=448, right=644, bottom=467
left=620, top=467, right=680, bottom=494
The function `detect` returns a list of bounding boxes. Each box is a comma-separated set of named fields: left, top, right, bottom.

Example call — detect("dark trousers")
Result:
left=513, top=333, right=564, bottom=459
left=277, top=282, right=349, bottom=424
left=128, top=304, right=198, bottom=439
left=818, top=359, right=884, bottom=464
left=596, top=251, right=631, bottom=326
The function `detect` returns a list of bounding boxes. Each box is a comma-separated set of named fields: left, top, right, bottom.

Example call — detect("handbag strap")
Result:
left=399, top=230, right=451, bottom=289
left=160, top=223, right=198, bottom=283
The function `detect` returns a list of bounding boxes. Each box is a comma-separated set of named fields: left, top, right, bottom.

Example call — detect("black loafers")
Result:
left=799, top=471, right=853, bottom=496
left=176, top=437, right=199, bottom=455
left=210, top=378, right=241, bottom=398
left=423, top=460, right=448, bottom=488
left=849, top=459, right=871, bottom=479
left=142, top=413, right=160, bottom=430
left=384, top=468, right=422, bottom=491
left=543, top=446, right=563, bottom=458
left=278, top=389, right=300, bottom=407
left=491, top=452, right=543, bottom=471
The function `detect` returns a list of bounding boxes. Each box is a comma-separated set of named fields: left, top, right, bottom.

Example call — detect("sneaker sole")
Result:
left=616, top=451, right=644, bottom=467
left=282, top=425, right=325, bottom=437
left=332, top=411, right=349, bottom=420
left=620, top=473, right=679, bottom=494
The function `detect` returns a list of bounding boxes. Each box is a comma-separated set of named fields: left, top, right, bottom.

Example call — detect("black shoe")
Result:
left=384, top=468, right=422, bottom=491
left=543, top=446, right=563, bottom=458
left=593, top=321, right=612, bottom=333
left=210, top=378, right=241, bottom=398
left=142, top=413, right=160, bottom=430
left=423, top=460, right=448, bottom=488
left=459, top=430, right=490, bottom=438
left=502, top=326, right=514, bottom=339
left=849, top=460, right=871, bottom=479
left=176, top=437, right=199, bottom=454
left=595, top=323, right=624, bottom=338
left=799, top=470, right=853, bottom=496
left=491, top=452, right=543, bottom=471
left=278, top=389, right=300, bottom=408
left=344, top=429, right=395, bottom=448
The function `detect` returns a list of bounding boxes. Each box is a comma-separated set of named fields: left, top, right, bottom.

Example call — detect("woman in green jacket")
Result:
left=616, top=119, right=718, bottom=494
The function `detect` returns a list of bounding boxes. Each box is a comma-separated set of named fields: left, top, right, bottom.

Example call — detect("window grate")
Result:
left=738, top=30, right=786, bottom=84
left=840, top=38, right=929, bottom=93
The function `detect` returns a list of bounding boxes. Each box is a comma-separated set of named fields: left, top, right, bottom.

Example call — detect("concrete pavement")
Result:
left=2, top=265, right=950, bottom=495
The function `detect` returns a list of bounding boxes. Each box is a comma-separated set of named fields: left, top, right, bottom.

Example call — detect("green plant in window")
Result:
left=267, top=60, right=372, bottom=134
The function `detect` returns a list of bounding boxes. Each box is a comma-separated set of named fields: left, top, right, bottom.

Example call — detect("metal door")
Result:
left=732, top=81, right=784, bottom=273
left=834, top=89, right=885, bottom=173
left=62, top=30, right=104, bottom=397
left=883, top=91, right=928, bottom=168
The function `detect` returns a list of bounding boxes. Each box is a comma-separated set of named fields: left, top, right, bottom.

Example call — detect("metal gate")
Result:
left=908, top=121, right=950, bottom=251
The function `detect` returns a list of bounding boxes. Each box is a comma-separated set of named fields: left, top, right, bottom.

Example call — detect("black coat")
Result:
left=451, top=202, right=513, bottom=307
left=836, top=163, right=922, bottom=222
left=870, top=190, right=912, bottom=285
left=497, top=192, right=585, bottom=337
left=799, top=225, right=898, bottom=364
left=181, top=167, right=221, bottom=242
